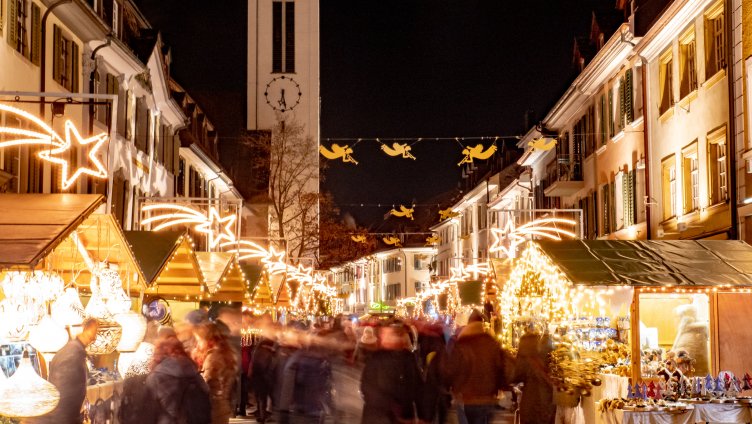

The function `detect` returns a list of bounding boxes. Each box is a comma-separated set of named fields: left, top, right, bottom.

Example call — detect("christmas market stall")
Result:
left=0, top=194, right=146, bottom=421
left=504, top=239, right=752, bottom=424
left=196, top=252, right=253, bottom=303
left=124, top=230, right=207, bottom=323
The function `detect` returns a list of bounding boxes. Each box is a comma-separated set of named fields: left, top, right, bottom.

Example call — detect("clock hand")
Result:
left=278, top=88, right=287, bottom=109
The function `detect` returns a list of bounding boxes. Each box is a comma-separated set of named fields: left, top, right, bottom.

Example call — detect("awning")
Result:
left=124, top=231, right=207, bottom=300
left=197, top=252, right=251, bottom=302
left=50, top=214, right=147, bottom=295
left=0, top=194, right=104, bottom=268
left=536, top=240, right=752, bottom=287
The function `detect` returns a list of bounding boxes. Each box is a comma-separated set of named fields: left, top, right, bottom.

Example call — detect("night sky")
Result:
left=134, top=0, right=605, bottom=226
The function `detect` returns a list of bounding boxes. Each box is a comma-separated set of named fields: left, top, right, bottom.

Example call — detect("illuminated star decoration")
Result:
left=194, top=207, right=237, bottom=249
left=0, top=104, right=109, bottom=190
left=490, top=217, right=577, bottom=259
left=141, top=203, right=237, bottom=247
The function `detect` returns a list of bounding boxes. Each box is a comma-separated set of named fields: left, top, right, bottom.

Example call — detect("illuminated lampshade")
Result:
left=85, top=291, right=112, bottom=321
left=86, top=320, right=123, bottom=355
left=118, top=342, right=155, bottom=377
left=0, top=352, right=60, bottom=417
left=51, top=288, right=85, bottom=327
left=0, top=299, right=31, bottom=341
left=28, top=315, right=69, bottom=353
left=114, top=311, right=147, bottom=352
left=96, top=268, right=132, bottom=315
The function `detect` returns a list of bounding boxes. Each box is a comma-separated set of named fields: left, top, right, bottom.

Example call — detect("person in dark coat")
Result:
left=513, top=329, right=555, bottom=424
left=147, top=334, right=209, bottom=424
left=251, top=336, right=276, bottom=422
left=360, top=324, right=425, bottom=424
left=28, top=317, right=99, bottom=424
left=277, top=333, right=332, bottom=424
left=446, top=310, right=512, bottom=424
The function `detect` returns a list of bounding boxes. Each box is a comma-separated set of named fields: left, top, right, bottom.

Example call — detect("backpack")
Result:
left=119, top=374, right=158, bottom=424
left=179, top=374, right=212, bottom=424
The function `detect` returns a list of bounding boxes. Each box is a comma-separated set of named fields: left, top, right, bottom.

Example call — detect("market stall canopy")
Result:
left=51, top=214, right=147, bottom=295
left=197, top=252, right=251, bottom=302
left=124, top=231, right=207, bottom=301
left=0, top=194, right=103, bottom=268
left=536, top=240, right=752, bottom=287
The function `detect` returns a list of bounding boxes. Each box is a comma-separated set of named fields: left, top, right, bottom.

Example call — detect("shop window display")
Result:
left=639, top=293, right=710, bottom=379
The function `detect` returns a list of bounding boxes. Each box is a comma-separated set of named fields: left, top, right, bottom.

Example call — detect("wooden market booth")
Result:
left=533, top=239, right=752, bottom=383
left=196, top=252, right=253, bottom=303
left=124, top=230, right=207, bottom=322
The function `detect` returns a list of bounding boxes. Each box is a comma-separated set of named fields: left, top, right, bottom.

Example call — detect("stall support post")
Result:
left=630, top=288, right=641, bottom=383
left=710, top=291, right=720, bottom=376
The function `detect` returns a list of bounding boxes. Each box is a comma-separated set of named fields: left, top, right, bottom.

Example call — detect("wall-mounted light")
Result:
left=51, top=102, right=66, bottom=118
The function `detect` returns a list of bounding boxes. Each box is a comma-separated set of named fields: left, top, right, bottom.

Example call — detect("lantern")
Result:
left=0, top=352, right=60, bottom=417
left=86, top=320, right=123, bottom=355
left=114, top=311, right=147, bottom=352
left=51, top=288, right=85, bottom=327
left=28, top=315, right=69, bottom=353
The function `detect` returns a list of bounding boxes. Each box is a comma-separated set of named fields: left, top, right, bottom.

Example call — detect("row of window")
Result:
left=658, top=3, right=726, bottom=115
left=661, top=129, right=727, bottom=220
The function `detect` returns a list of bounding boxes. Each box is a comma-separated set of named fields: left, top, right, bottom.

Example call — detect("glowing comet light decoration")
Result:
left=141, top=203, right=237, bottom=248
left=0, top=104, right=109, bottom=190
left=490, top=217, right=577, bottom=259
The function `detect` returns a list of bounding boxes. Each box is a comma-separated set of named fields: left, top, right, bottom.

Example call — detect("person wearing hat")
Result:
left=354, top=326, right=378, bottom=366
left=446, top=309, right=512, bottom=424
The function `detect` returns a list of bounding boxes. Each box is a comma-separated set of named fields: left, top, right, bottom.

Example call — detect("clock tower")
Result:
left=248, top=0, right=319, bottom=142
left=247, top=0, right=320, bottom=260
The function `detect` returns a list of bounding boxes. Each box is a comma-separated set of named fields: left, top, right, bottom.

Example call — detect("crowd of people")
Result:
left=29, top=307, right=559, bottom=424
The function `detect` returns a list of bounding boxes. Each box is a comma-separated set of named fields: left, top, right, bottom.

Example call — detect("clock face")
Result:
left=264, top=76, right=302, bottom=112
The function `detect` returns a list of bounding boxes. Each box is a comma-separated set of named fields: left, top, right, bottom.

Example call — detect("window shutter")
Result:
left=7, top=0, right=17, bottom=48
left=628, top=169, right=636, bottom=227
left=53, top=25, right=61, bottom=83
left=621, top=172, right=629, bottom=228
left=272, top=2, right=282, bottom=73
left=608, top=89, right=614, bottom=138
left=601, top=184, right=609, bottom=235
left=619, top=77, right=626, bottom=130
left=625, top=69, right=634, bottom=123
left=71, top=41, right=79, bottom=92
left=30, top=3, right=40, bottom=64
left=173, top=134, right=180, bottom=173
left=284, top=1, right=294, bottom=72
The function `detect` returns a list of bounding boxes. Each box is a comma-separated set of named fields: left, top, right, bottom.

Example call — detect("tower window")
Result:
left=272, top=1, right=295, bottom=73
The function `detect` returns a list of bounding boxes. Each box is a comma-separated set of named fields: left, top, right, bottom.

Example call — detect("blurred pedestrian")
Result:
left=446, top=310, right=511, bottom=424
left=28, top=317, right=99, bottom=424
left=147, top=335, right=210, bottom=424
left=513, top=328, right=555, bottom=424
left=251, top=333, right=276, bottom=422
left=278, top=332, right=333, bottom=424
left=360, top=324, right=426, bottom=424
left=193, top=323, right=239, bottom=424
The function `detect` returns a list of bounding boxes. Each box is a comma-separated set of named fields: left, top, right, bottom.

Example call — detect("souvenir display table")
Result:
left=600, top=403, right=752, bottom=424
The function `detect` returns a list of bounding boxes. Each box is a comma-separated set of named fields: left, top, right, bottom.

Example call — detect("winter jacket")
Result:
left=446, top=322, right=512, bottom=405
left=513, top=332, right=555, bottom=424
left=360, top=349, right=425, bottom=424
left=27, top=339, right=88, bottom=424
left=146, top=356, right=209, bottom=424
left=278, top=347, right=332, bottom=418
left=202, top=348, right=238, bottom=424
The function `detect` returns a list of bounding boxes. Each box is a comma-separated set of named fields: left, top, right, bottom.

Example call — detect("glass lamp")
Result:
left=0, top=352, right=60, bottom=417
left=28, top=315, right=69, bottom=353
left=51, top=287, right=85, bottom=327
left=114, top=311, right=147, bottom=352
left=86, top=320, right=123, bottom=355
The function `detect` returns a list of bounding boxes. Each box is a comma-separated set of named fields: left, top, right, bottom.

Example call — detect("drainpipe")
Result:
left=88, top=38, right=111, bottom=134
left=725, top=0, right=739, bottom=240
left=39, top=0, right=73, bottom=118
left=640, top=59, right=652, bottom=240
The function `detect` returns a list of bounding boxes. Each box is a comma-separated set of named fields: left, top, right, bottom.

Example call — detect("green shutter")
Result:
left=71, top=41, right=79, bottom=92
left=7, top=0, right=17, bottom=48
left=619, top=77, right=626, bottom=130
left=608, top=89, right=614, bottom=138
left=30, top=3, right=40, bottom=64
left=600, top=95, right=607, bottom=145
left=628, top=169, right=636, bottom=227
left=622, top=173, right=629, bottom=228
left=52, top=25, right=61, bottom=83
left=625, top=69, right=634, bottom=123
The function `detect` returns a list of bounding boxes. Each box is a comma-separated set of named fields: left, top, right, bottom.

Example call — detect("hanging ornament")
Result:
left=51, top=288, right=85, bottom=327
left=382, top=236, right=402, bottom=247
left=386, top=205, right=415, bottom=220
left=438, top=208, right=461, bottom=221
left=96, top=267, right=132, bottom=315
left=85, top=290, right=113, bottom=321
left=0, top=300, right=32, bottom=341
left=319, top=144, right=358, bottom=164
left=0, top=351, right=60, bottom=417
left=380, top=142, right=416, bottom=160
left=28, top=315, right=69, bottom=354
left=457, top=144, right=497, bottom=166
left=114, top=311, right=147, bottom=352
left=350, top=235, right=368, bottom=243
left=528, top=137, right=557, bottom=151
